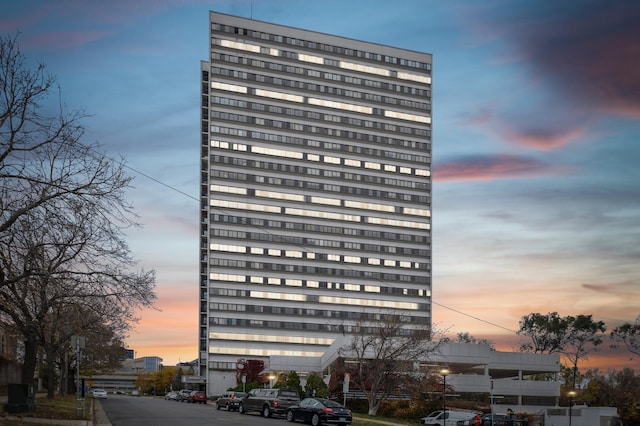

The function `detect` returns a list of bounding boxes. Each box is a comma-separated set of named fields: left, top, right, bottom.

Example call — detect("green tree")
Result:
left=454, top=332, right=495, bottom=350
left=610, top=316, right=640, bottom=357
left=274, top=370, right=303, bottom=396
left=304, top=373, right=329, bottom=398
left=518, top=312, right=606, bottom=387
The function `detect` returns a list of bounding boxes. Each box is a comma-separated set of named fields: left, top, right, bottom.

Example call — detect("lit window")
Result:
left=219, top=39, right=260, bottom=53
left=384, top=110, right=431, bottom=124
left=397, top=71, right=431, bottom=84
left=367, top=217, right=430, bottom=230
left=255, top=88, right=304, bottom=103
left=339, top=61, right=390, bottom=76
left=308, top=98, right=372, bottom=114
left=298, top=53, right=324, bottom=64
left=250, top=291, right=306, bottom=301
left=210, top=185, right=247, bottom=195
left=311, top=196, right=341, bottom=206
left=211, top=82, right=247, bottom=93
left=404, top=207, right=431, bottom=217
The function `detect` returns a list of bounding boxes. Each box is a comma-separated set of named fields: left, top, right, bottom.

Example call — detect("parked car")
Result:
left=91, top=388, right=107, bottom=399
left=457, top=414, right=510, bottom=426
left=177, top=389, right=193, bottom=402
left=165, top=391, right=178, bottom=400
left=286, top=397, right=352, bottom=426
left=188, top=390, right=207, bottom=404
left=239, top=388, right=300, bottom=418
left=480, top=414, right=510, bottom=426
left=216, top=391, right=246, bottom=410
left=421, top=410, right=478, bottom=426
left=131, top=390, right=140, bottom=397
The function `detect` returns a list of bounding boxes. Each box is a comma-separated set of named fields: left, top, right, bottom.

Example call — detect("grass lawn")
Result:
left=1, top=393, right=90, bottom=424
left=353, top=413, right=418, bottom=426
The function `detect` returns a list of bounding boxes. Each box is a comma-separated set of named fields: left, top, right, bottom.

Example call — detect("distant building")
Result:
left=122, top=349, right=134, bottom=361
left=200, top=10, right=433, bottom=396
left=123, top=356, right=163, bottom=373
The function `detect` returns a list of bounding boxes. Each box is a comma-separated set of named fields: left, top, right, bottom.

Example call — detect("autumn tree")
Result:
left=610, top=316, right=640, bottom=357
left=517, top=312, right=606, bottom=387
left=0, top=34, right=156, bottom=387
left=236, top=358, right=267, bottom=386
left=340, top=313, right=439, bottom=415
left=582, top=368, right=640, bottom=425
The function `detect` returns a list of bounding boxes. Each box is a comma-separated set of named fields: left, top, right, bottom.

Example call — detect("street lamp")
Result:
left=440, top=368, right=450, bottom=418
left=568, top=390, right=577, bottom=426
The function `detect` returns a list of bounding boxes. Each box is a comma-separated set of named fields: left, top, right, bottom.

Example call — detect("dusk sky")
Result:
left=2, top=0, right=639, bottom=371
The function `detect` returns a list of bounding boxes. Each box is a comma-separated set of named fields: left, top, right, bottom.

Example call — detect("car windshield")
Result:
left=321, top=400, right=342, bottom=408
left=280, top=390, right=298, bottom=397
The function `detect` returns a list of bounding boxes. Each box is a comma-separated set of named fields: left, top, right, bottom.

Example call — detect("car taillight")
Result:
left=273, top=400, right=278, bottom=407
left=322, top=407, right=334, bottom=413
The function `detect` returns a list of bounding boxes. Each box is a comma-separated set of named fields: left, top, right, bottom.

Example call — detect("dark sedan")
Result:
left=286, top=397, right=352, bottom=426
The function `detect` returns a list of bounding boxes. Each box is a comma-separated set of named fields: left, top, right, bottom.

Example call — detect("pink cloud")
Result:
left=433, top=155, right=572, bottom=183
left=499, top=125, right=587, bottom=151
left=22, top=30, right=113, bottom=49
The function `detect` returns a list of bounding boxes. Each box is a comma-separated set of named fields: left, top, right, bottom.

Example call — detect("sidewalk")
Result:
left=93, top=399, right=111, bottom=426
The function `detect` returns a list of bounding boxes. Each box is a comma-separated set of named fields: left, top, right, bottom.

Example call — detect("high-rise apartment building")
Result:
left=200, top=11, right=432, bottom=394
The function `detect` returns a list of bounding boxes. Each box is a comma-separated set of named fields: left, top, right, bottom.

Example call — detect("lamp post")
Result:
left=568, top=390, right=576, bottom=426
left=440, top=368, right=450, bottom=418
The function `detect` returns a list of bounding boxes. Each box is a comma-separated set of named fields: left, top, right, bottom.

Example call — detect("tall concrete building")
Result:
left=200, top=11, right=433, bottom=394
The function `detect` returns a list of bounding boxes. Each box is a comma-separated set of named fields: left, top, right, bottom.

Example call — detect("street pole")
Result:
left=568, top=390, right=576, bottom=426
left=440, top=368, right=450, bottom=419
left=76, top=338, right=81, bottom=418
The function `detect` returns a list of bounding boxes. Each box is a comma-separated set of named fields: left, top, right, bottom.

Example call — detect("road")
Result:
left=98, top=394, right=290, bottom=426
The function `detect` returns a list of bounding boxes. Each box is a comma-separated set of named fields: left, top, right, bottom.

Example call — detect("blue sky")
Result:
left=2, top=0, right=639, bottom=369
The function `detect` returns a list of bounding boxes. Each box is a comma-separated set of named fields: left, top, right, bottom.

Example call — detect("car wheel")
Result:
left=311, top=413, right=321, bottom=426
left=225, top=403, right=230, bottom=410
left=239, top=403, right=246, bottom=414
left=262, top=405, right=272, bottom=418
left=286, top=410, right=294, bottom=422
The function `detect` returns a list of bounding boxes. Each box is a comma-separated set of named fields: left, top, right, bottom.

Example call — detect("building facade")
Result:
left=200, top=11, right=433, bottom=395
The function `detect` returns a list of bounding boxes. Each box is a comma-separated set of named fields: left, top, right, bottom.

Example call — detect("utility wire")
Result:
left=109, top=149, right=519, bottom=337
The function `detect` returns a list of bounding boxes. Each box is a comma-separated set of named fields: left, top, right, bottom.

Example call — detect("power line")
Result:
left=432, top=301, right=518, bottom=334
left=112, top=150, right=519, bottom=336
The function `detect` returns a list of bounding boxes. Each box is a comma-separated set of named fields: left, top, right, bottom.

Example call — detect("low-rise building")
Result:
left=265, top=340, right=562, bottom=414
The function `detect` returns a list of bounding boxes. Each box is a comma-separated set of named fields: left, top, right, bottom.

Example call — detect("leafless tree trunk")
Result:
left=340, top=312, right=441, bottom=416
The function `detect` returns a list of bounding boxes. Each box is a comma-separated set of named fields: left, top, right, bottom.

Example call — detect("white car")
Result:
left=92, top=388, right=108, bottom=399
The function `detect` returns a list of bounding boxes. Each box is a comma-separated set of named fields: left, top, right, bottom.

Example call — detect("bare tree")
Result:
left=1, top=214, right=154, bottom=393
left=0, top=34, right=156, bottom=387
left=340, top=313, right=440, bottom=415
